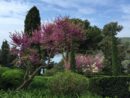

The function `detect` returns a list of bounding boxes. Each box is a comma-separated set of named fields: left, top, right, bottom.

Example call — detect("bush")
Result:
left=29, top=76, right=52, bottom=89
left=0, top=67, right=10, bottom=76
left=0, top=67, right=10, bottom=89
left=0, top=69, right=24, bottom=89
left=44, top=68, right=58, bottom=76
left=89, top=76, right=130, bottom=98
left=0, top=89, right=101, bottom=98
left=44, top=60, right=64, bottom=76
left=49, top=71, right=89, bottom=96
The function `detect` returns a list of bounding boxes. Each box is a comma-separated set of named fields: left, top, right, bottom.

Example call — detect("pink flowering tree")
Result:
left=41, top=17, right=84, bottom=70
left=10, top=17, right=84, bottom=90
left=75, top=53, right=104, bottom=75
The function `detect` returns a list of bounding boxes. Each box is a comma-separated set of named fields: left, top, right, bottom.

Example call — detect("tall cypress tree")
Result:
left=102, top=22, right=123, bottom=75
left=70, top=48, right=76, bottom=72
left=0, top=49, right=2, bottom=65
left=24, top=6, right=41, bottom=36
left=112, top=35, right=120, bottom=75
left=1, top=40, right=10, bottom=66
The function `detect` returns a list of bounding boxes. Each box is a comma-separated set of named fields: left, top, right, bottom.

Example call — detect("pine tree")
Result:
left=102, top=22, right=123, bottom=75
left=112, top=34, right=121, bottom=75
left=0, top=49, right=2, bottom=65
left=24, top=6, right=41, bottom=36
left=1, top=40, right=10, bottom=66
left=70, top=49, right=76, bottom=72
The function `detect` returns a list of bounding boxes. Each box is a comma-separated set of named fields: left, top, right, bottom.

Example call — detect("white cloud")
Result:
left=121, top=4, right=130, bottom=14
left=0, top=0, right=30, bottom=17
left=118, top=15, right=130, bottom=37
left=117, top=4, right=130, bottom=37
left=0, top=17, right=23, bottom=25
left=78, top=7, right=96, bottom=15
left=0, top=24, right=23, bottom=46
left=41, top=0, right=112, bottom=8
left=40, top=0, right=99, bottom=18
left=0, top=0, right=33, bottom=46
left=76, top=0, right=112, bottom=6
left=41, top=0, right=77, bottom=8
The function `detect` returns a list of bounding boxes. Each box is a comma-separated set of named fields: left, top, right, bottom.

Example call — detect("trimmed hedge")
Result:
left=49, top=71, right=89, bottom=96
left=29, top=76, right=52, bottom=89
left=0, top=67, right=10, bottom=76
left=89, top=76, right=130, bottom=98
left=0, top=69, right=24, bottom=89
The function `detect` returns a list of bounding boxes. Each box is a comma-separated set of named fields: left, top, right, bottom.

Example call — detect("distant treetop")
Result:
left=24, top=6, right=41, bottom=36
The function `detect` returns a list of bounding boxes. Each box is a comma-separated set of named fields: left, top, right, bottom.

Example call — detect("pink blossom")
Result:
left=28, top=49, right=40, bottom=64
left=10, top=32, right=23, bottom=46
left=10, top=17, right=84, bottom=68
left=76, top=54, right=104, bottom=73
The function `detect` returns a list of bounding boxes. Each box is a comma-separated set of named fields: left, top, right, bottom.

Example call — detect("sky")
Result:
left=0, top=0, right=130, bottom=47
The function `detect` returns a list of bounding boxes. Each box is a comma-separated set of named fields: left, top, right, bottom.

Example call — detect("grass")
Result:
left=0, top=89, right=101, bottom=98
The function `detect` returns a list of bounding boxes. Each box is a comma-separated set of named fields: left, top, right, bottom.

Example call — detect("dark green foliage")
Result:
left=70, top=18, right=90, bottom=29
left=70, top=18, right=103, bottom=53
left=0, top=67, right=10, bottom=75
left=85, top=26, right=103, bottom=51
left=29, top=76, right=52, bottom=89
left=70, top=49, right=76, bottom=72
left=107, top=22, right=122, bottom=75
left=0, top=67, right=10, bottom=81
left=24, top=6, right=41, bottom=36
left=0, top=50, right=1, bottom=64
left=89, top=76, right=130, bottom=98
left=101, top=22, right=123, bottom=75
left=103, top=22, right=123, bottom=36
left=49, top=71, right=89, bottom=96
left=100, top=36, right=112, bottom=74
left=112, top=36, right=121, bottom=75
left=0, top=69, right=24, bottom=89
left=44, top=60, right=64, bottom=76
left=43, top=68, right=58, bottom=76
left=0, top=40, right=10, bottom=67
left=0, top=90, right=101, bottom=98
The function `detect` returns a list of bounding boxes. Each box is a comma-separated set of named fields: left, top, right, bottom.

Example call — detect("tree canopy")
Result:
left=24, top=6, right=41, bottom=36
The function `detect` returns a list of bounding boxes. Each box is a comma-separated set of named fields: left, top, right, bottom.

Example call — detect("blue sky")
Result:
left=0, top=0, right=130, bottom=46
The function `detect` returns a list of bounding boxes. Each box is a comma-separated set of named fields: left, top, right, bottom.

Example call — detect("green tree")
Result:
left=1, top=40, right=10, bottom=66
left=100, top=36, right=112, bottom=74
left=101, top=22, right=123, bottom=75
left=24, top=6, right=41, bottom=36
left=70, top=45, right=76, bottom=72
left=0, top=49, right=2, bottom=65
left=85, top=26, right=103, bottom=51
left=70, top=18, right=90, bottom=29
left=70, top=18, right=103, bottom=54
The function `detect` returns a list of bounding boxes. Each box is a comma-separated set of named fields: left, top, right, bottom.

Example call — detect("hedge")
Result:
left=29, top=76, right=52, bottom=89
left=89, top=76, right=130, bottom=98
left=49, top=71, right=89, bottom=96
left=0, top=68, right=24, bottom=89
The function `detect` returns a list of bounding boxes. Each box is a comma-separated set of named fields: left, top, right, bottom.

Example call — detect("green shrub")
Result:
left=0, top=67, right=10, bottom=76
left=49, top=71, right=89, bottom=96
left=44, top=61, right=64, bottom=76
left=0, top=69, right=24, bottom=89
left=44, top=68, right=58, bottom=76
left=89, top=76, right=130, bottom=98
left=29, top=76, right=52, bottom=89
left=0, top=89, right=101, bottom=98
left=0, top=67, right=10, bottom=89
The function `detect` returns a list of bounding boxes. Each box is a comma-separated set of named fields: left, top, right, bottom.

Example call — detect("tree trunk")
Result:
left=64, top=59, right=71, bottom=70
left=16, top=66, right=44, bottom=91
left=16, top=78, right=32, bottom=90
